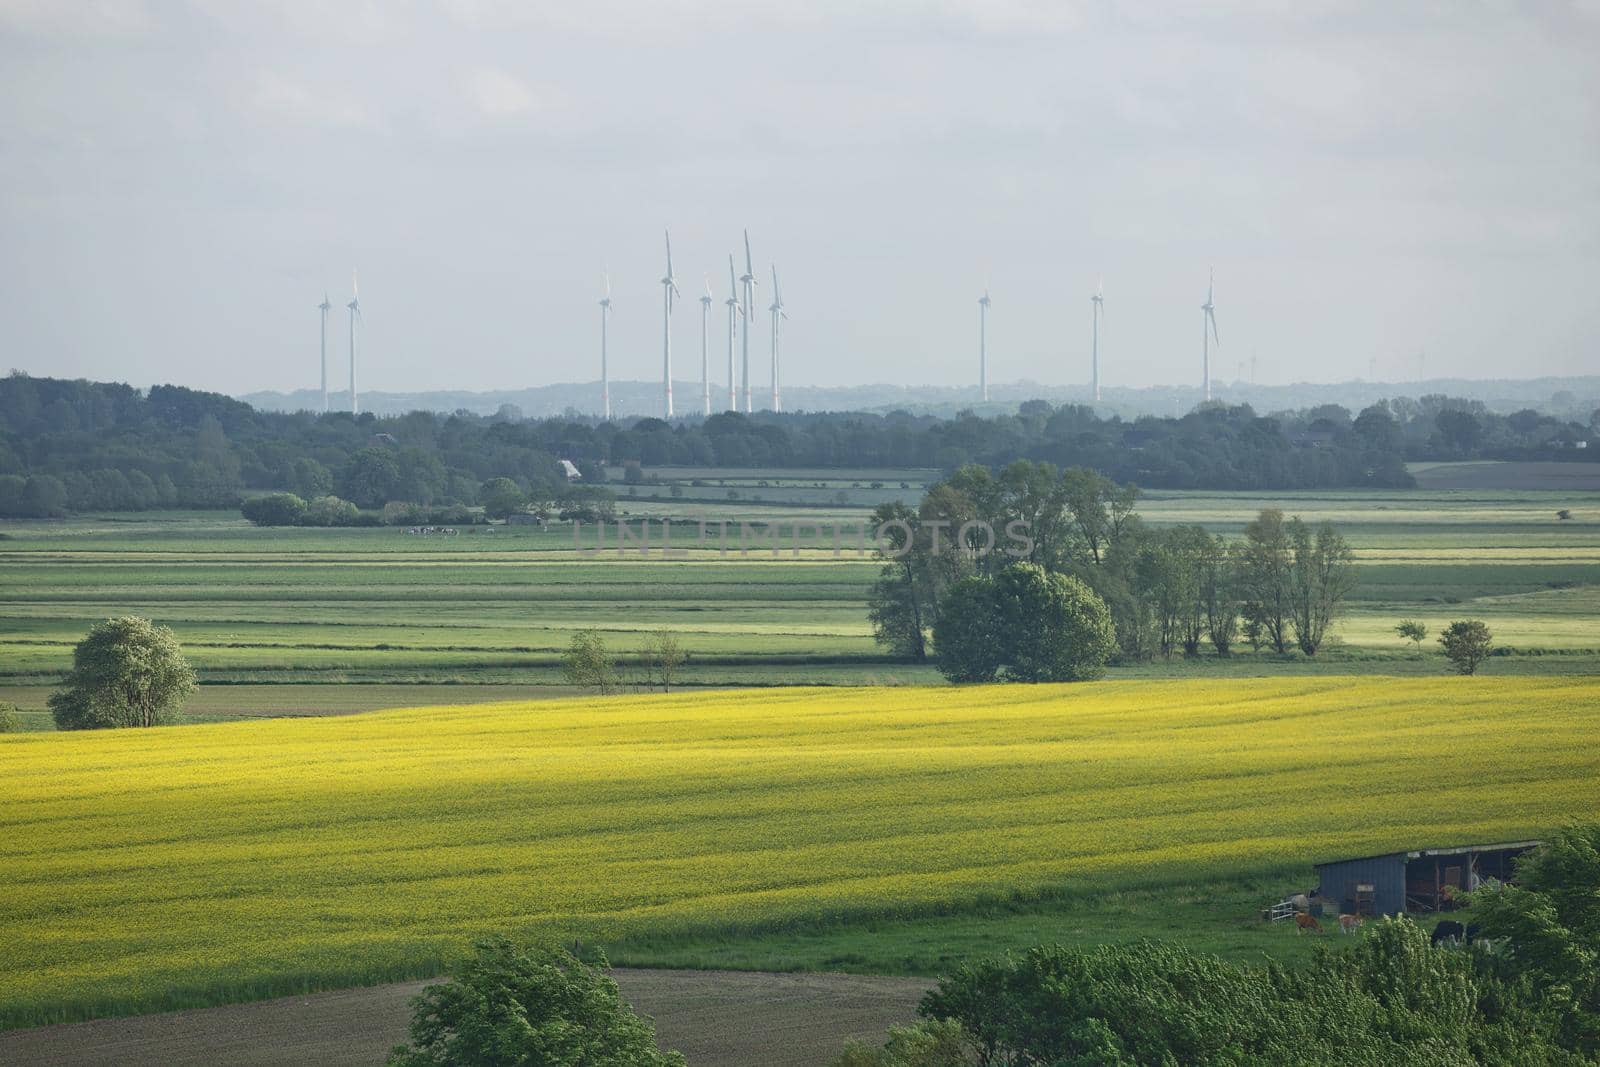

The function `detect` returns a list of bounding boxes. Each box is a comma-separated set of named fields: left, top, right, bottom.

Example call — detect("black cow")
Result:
left=1430, top=921, right=1481, bottom=946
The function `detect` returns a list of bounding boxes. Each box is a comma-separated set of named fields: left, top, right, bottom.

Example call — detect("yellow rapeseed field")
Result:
left=3, top=677, right=1597, bottom=1026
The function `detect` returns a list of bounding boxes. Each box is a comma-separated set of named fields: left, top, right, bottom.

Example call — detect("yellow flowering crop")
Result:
left=3, top=676, right=1597, bottom=1026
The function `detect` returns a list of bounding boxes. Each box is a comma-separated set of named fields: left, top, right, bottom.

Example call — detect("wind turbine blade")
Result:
left=665, top=230, right=674, bottom=278
left=743, top=229, right=753, bottom=275
left=1209, top=310, right=1219, bottom=344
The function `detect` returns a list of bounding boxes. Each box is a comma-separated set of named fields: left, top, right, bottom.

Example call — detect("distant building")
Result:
left=368, top=433, right=398, bottom=448
left=1314, top=840, right=1539, bottom=917
left=559, top=459, right=582, bottom=480
left=506, top=512, right=545, bottom=527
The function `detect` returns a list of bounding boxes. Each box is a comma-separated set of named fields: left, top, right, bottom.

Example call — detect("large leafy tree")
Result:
left=1439, top=619, right=1494, bottom=674
left=1472, top=825, right=1600, bottom=1055
left=1236, top=509, right=1294, bottom=654
left=388, top=938, right=684, bottom=1067
left=935, top=563, right=1115, bottom=684
left=1287, top=518, right=1355, bottom=656
left=48, top=616, right=196, bottom=729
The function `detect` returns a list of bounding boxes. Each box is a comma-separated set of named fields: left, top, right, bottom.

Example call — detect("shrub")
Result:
left=0, top=702, right=23, bottom=733
left=387, top=937, right=684, bottom=1067
left=241, top=492, right=307, bottom=526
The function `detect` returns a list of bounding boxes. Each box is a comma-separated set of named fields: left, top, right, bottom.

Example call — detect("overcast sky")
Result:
left=2, top=1, right=1597, bottom=399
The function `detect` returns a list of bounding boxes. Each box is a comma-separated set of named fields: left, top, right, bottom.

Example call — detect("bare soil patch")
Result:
left=0, top=968, right=931, bottom=1067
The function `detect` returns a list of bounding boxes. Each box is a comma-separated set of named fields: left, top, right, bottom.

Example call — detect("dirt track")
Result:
left=0, top=969, right=933, bottom=1067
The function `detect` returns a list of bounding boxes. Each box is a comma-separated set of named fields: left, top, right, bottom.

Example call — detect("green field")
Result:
left=3, top=676, right=1595, bottom=1028
left=1, top=490, right=1598, bottom=709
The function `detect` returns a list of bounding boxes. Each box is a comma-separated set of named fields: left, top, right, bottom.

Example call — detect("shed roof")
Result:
left=1314, top=840, right=1541, bottom=869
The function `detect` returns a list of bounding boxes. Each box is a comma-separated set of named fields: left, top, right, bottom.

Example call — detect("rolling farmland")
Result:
left=1, top=488, right=1598, bottom=711
left=3, top=676, right=1596, bottom=1027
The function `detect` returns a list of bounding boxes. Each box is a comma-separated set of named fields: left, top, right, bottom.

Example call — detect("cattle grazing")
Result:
left=1431, top=920, right=1481, bottom=946
left=1338, top=914, right=1364, bottom=934
left=1294, top=913, right=1323, bottom=935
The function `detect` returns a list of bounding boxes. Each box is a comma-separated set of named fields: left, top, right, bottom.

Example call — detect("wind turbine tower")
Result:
left=978, top=286, right=991, bottom=402
left=700, top=276, right=713, bottom=416
left=740, top=230, right=757, bottom=413
left=1200, top=270, right=1219, bottom=402
left=660, top=230, right=679, bottom=418
left=769, top=265, right=787, bottom=412
left=598, top=274, right=612, bottom=420
left=725, top=255, right=741, bottom=411
left=317, top=293, right=331, bottom=413
left=346, top=271, right=361, bottom=415
left=1090, top=279, right=1103, bottom=403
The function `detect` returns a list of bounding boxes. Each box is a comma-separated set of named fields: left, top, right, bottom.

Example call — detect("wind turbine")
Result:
left=700, top=276, right=713, bottom=417
left=661, top=230, right=679, bottom=418
left=1200, top=270, right=1219, bottom=402
left=739, top=230, right=757, bottom=413
left=769, top=265, right=787, bottom=412
left=598, top=273, right=612, bottom=420
left=725, top=255, right=741, bottom=411
left=1090, top=279, right=1104, bottom=404
left=346, top=271, right=361, bottom=415
left=317, top=293, right=331, bottom=413
left=978, top=284, right=991, bottom=402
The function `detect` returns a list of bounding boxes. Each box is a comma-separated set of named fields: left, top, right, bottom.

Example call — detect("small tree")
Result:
left=387, top=937, right=684, bottom=1067
left=639, top=628, right=685, bottom=692
left=0, top=702, right=22, bottom=733
left=1395, top=619, right=1428, bottom=655
left=562, top=629, right=618, bottom=695
left=1439, top=620, right=1493, bottom=675
left=48, top=616, right=196, bottom=729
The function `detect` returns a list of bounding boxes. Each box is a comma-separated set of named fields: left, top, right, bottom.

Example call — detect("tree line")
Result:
left=867, top=462, right=1357, bottom=677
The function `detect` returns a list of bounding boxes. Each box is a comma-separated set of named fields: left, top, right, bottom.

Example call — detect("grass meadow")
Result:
left=1, top=487, right=1598, bottom=714
left=2, top=676, right=1596, bottom=1028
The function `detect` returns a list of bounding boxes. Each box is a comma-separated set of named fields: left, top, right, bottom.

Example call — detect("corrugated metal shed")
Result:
left=1314, top=841, right=1539, bottom=916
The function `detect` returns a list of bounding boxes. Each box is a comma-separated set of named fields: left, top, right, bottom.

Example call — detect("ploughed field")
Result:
left=1, top=488, right=1599, bottom=700
left=3, top=676, right=1596, bottom=1028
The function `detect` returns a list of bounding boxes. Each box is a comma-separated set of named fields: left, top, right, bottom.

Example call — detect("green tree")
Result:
left=480, top=477, right=527, bottom=520
left=0, top=702, right=22, bottom=732
left=48, top=616, right=196, bottom=729
left=638, top=629, right=685, bottom=692
left=1471, top=824, right=1600, bottom=1055
left=932, top=577, right=1004, bottom=683
left=240, top=492, right=307, bottom=526
left=935, top=564, right=1115, bottom=684
left=387, top=937, right=684, bottom=1067
left=1200, top=534, right=1239, bottom=656
left=1395, top=619, right=1428, bottom=654
left=1236, top=509, right=1293, bottom=654
left=563, top=629, right=618, bottom=695
left=1287, top=518, right=1355, bottom=656
left=1439, top=619, right=1493, bottom=674
left=340, top=447, right=403, bottom=508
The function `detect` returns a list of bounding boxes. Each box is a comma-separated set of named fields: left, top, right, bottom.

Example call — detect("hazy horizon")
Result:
left=3, top=2, right=1597, bottom=398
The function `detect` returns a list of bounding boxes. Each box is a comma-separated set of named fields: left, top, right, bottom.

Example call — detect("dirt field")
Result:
left=0, top=969, right=932, bottom=1067
left=1407, top=460, right=1600, bottom=491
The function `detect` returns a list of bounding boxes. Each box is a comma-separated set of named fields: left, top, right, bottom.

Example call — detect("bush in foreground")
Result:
left=877, top=920, right=1580, bottom=1066
left=48, top=616, right=196, bottom=730
left=387, top=938, right=684, bottom=1067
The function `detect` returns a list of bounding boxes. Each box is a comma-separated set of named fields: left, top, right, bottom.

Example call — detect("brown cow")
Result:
left=1338, top=914, right=1364, bottom=934
left=1295, top=913, right=1323, bottom=935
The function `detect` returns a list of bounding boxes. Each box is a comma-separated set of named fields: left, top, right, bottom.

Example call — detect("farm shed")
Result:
left=1315, top=840, right=1539, bottom=917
